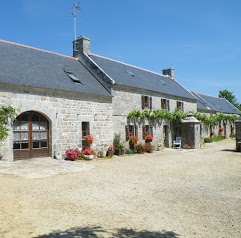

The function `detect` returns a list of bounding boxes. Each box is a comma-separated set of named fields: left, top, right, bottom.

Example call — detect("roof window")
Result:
left=64, top=70, right=82, bottom=84
left=160, top=79, right=166, bottom=85
left=214, top=103, right=221, bottom=109
left=127, top=70, right=134, bottom=77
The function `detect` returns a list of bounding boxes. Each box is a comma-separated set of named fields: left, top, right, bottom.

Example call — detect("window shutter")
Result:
left=142, top=126, right=146, bottom=140
left=87, top=122, right=90, bottom=135
left=150, top=125, right=153, bottom=136
left=125, top=125, right=130, bottom=141
left=135, top=125, right=138, bottom=137
left=150, top=97, right=152, bottom=110
left=167, top=100, right=170, bottom=111
left=161, top=99, right=164, bottom=109
left=130, top=125, right=134, bottom=136
left=141, top=96, right=145, bottom=109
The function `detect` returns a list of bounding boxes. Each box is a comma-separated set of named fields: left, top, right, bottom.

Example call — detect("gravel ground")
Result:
left=0, top=139, right=240, bottom=238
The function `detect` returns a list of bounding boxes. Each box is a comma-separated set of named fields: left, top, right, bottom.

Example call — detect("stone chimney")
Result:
left=162, top=68, right=174, bottom=79
left=73, top=35, right=90, bottom=57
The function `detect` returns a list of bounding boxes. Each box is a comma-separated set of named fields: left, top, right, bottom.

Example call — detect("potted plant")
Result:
left=218, top=127, right=224, bottom=137
left=83, top=134, right=94, bottom=147
left=134, top=142, right=143, bottom=154
left=129, top=135, right=138, bottom=150
left=100, top=145, right=109, bottom=158
left=81, top=148, right=96, bottom=160
left=143, top=143, right=153, bottom=153
left=219, top=127, right=224, bottom=132
left=145, top=134, right=153, bottom=143
left=107, top=144, right=115, bottom=157
left=113, top=133, right=125, bottom=156
left=157, top=142, right=162, bottom=151
left=65, top=148, right=81, bottom=161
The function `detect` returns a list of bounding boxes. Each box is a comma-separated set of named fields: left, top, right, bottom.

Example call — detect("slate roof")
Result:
left=90, top=54, right=196, bottom=100
left=0, top=40, right=111, bottom=97
left=192, top=92, right=241, bottom=114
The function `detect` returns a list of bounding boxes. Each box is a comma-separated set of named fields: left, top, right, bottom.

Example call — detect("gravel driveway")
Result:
left=0, top=139, right=240, bottom=238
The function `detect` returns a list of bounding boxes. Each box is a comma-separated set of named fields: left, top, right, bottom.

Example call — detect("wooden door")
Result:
left=13, top=111, right=49, bottom=160
left=163, top=125, right=169, bottom=147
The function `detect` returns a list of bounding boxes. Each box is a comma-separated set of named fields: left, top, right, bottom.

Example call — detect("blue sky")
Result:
left=1, top=0, right=241, bottom=103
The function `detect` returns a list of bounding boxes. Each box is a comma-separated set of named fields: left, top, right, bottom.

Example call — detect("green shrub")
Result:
left=113, top=133, right=124, bottom=149
left=204, top=137, right=213, bottom=143
left=212, top=135, right=223, bottom=142
left=125, top=148, right=134, bottom=155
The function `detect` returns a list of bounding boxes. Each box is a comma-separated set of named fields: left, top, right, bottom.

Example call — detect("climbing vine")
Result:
left=0, top=105, right=17, bottom=141
left=127, top=108, right=239, bottom=125
left=127, top=108, right=187, bottom=122
left=192, top=112, right=239, bottom=125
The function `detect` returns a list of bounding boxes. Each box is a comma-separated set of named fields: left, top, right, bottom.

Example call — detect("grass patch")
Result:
left=212, top=135, right=223, bottom=142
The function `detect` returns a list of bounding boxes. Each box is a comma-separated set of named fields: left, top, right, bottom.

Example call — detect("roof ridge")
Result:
left=196, top=92, right=220, bottom=99
left=192, top=92, right=216, bottom=110
left=91, top=53, right=169, bottom=78
left=0, top=39, right=77, bottom=60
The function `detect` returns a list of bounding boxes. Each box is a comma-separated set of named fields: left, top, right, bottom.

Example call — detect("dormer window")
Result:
left=64, top=70, right=82, bottom=84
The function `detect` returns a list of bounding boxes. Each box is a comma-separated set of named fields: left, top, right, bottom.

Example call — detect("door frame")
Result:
left=13, top=111, right=50, bottom=160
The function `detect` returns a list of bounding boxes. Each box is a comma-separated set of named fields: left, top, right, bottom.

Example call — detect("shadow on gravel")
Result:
left=35, top=226, right=180, bottom=238
left=221, top=149, right=238, bottom=152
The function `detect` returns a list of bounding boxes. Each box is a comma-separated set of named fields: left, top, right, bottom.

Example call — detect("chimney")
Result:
left=73, top=35, right=90, bottom=57
left=162, top=68, right=174, bottom=79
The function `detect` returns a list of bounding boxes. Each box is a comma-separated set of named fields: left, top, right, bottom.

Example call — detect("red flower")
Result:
left=219, top=127, right=224, bottom=132
left=129, top=135, right=138, bottom=144
left=84, top=134, right=94, bottom=144
left=81, top=148, right=95, bottom=156
left=65, top=148, right=80, bottom=160
left=145, top=134, right=153, bottom=141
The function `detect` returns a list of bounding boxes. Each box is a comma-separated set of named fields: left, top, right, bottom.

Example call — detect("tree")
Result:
left=218, top=89, right=239, bottom=108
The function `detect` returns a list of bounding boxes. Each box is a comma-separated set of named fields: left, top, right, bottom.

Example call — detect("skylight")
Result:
left=127, top=70, right=134, bottom=77
left=160, top=79, right=166, bottom=85
left=64, top=70, right=82, bottom=84
left=214, top=103, right=221, bottom=109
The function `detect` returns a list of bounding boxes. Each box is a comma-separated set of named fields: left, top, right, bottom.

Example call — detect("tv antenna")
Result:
left=72, top=2, right=80, bottom=52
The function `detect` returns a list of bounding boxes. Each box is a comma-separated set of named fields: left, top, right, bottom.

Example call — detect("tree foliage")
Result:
left=218, top=89, right=239, bottom=108
left=0, top=106, right=17, bottom=141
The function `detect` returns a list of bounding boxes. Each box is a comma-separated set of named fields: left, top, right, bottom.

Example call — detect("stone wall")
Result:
left=0, top=84, right=113, bottom=161
left=112, top=85, right=197, bottom=148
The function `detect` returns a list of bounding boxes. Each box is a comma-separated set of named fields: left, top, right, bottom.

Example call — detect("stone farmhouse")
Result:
left=0, top=39, right=113, bottom=161
left=76, top=36, right=197, bottom=149
left=0, top=36, right=240, bottom=161
left=192, top=92, right=240, bottom=138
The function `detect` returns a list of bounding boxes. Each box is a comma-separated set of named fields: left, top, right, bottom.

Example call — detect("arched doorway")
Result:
left=13, top=111, right=50, bottom=160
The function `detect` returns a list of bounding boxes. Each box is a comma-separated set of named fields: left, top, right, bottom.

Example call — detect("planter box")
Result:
left=115, top=149, right=125, bottom=156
